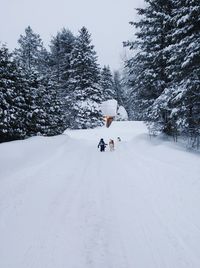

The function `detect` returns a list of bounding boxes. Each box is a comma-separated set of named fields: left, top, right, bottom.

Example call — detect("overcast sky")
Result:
left=0, top=0, right=144, bottom=70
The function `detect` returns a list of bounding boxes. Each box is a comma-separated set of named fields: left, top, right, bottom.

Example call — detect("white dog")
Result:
left=109, top=139, right=115, bottom=151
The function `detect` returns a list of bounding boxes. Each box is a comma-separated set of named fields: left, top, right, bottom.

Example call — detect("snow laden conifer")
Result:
left=100, top=65, right=115, bottom=101
left=146, top=0, right=200, bottom=145
left=14, top=26, right=47, bottom=136
left=0, top=44, right=26, bottom=142
left=164, top=0, right=200, bottom=143
left=124, top=0, right=174, bottom=133
left=68, top=27, right=104, bottom=129
left=14, top=26, right=43, bottom=76
left=118, top=68, right=135, bottom=119
left=38, top=77, right=67, bottom=136
left=49, top=29, right=75, bottom=124
left=49, top=28, right=75, bottom=93
left=113, top=70, right=127, bottom=107
left=14, top=26, right=66, bottom=137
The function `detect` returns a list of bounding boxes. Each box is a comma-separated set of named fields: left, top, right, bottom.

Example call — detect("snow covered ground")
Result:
left=0, top=121, right=200, bottom=268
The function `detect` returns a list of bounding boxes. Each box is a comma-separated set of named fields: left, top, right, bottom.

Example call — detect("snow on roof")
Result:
left=100, top=99, right=118, bottom=117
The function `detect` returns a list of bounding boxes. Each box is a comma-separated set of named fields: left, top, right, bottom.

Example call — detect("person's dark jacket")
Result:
left=98, top=139, right=106, bottom=151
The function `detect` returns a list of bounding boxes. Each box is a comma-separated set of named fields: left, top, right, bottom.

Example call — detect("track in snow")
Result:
left=0, top=121, right=200, bottom=268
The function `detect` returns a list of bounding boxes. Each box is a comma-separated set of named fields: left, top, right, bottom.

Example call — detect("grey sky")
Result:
left=1, top=0, right=144, bottom=70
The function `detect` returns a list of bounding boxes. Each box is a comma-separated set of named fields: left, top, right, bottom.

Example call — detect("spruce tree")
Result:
left=49, top=29, right=75, bottom=125
left=100, top=65, right=115, bottom=100
left=14, top=26, right=43, bottom=75
left=68, top=27, right=103, bottom=129
left=148, top=0, right=200, bottom=143
left=125, top=0, right=174, bottom=133
left=166, top=0, right=200, bottom=141
left=50, top=28, right=75, bottom=90
left=113, top=70, right=124, bottom=107
left=14, top=26, right=66, bottom=137
left=0, top=44, right=26, bottom=142
left=118, top=68, right=135, bottom=119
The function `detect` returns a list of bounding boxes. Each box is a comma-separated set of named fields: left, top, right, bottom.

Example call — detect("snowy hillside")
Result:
left=0, top=121, right=200, bottom=268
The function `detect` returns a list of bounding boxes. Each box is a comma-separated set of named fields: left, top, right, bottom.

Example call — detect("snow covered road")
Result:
left=0, top=122, right=200, bottom=268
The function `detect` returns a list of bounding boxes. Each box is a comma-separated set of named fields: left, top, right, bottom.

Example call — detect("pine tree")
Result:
left=147, top=0, right=200, bottom=143
left=49, top=29, right=75, bottom=125
left=125, top=0, right=199, bottom=145
left=68, top=27, right=103, bottom=129
left=37, top=77, right=66, bottom=136
left=113, top=70, right=124, bottom=106
left=14, top=26, right=66, bottom=137
left=165, top=0, right=200, bottom=142
left=0, top=44, right=26, bottom=142
left=120, top=67, right=137, bottom=119
left=100, top=65, right=115, bottom=100
left=124, top=0, right=174, bottom=133
left=14, top=26, right=43, bottom=75
left=50, top=28, right=75, bottom=89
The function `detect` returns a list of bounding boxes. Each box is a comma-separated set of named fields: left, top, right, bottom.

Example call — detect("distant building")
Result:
left=100, top=99, right=117, bottom=128
left=100, top=99, right=128, bottom=127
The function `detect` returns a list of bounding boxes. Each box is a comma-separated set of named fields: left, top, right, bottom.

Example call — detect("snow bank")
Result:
left=116, top=106, right=128, bottom=121
left=0, top=135, right=68, bottom=179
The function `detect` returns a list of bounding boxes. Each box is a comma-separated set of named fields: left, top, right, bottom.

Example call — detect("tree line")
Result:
left=0, top=26, right=126, bottom=142
left=124, top=0, right=200, bottom=148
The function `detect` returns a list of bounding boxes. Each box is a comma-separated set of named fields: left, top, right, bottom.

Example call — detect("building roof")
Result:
left=100, top=99, right=118, bottom=117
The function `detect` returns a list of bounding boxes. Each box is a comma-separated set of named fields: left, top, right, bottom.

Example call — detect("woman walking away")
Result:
left=98, top=138, right=107, bottom=152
